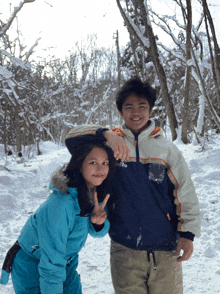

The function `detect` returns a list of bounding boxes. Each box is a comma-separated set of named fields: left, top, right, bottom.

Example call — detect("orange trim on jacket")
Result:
left=112, top=126, right=161, bottom=138
left=111, top=126, right=127, bottom=137
left=150, top=127, right=161, bottom=137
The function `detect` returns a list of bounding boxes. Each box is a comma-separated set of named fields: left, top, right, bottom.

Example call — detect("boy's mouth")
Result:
left=131, top=118, right=141, bottom=121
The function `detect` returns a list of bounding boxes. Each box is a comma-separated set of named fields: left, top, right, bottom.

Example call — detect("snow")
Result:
left=0, top=133, right=220, bottom=293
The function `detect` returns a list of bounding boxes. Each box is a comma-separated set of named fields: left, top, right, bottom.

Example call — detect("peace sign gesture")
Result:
left=91, top=192, right=110, bottom=225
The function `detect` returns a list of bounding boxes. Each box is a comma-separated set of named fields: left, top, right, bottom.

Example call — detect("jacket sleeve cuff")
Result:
left=179, top=231, right=195, bottom=241
left=89, top=219, right=110, bottom=238
left=96, top=128, right=109, bottom=142
left=91, top=223, right=104, bottom=232
left=0, top=269, right=10, bottom=285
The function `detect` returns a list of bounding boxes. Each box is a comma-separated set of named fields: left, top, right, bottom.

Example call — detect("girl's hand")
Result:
left=91, top=192, right=110, bottom=225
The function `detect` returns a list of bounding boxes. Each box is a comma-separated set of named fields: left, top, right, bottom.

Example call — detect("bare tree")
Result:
left=202, top=0, right=220, bottom=108
left=179, top=0, right=192, bottom=143
left=0, top=0, right=37, bottom=153
left=150, top=0, right=220, bottom=138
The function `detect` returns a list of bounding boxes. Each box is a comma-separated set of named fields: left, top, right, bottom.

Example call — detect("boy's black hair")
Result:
left=64, top=142, right=116, bottom=216
left=115, top=77, right=157, bottom=113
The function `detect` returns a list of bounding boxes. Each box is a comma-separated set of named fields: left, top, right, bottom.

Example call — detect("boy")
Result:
left=66, top=77, right=201, bottom=294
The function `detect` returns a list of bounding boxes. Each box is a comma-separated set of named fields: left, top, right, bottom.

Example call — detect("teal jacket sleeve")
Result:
left=89, top=218, right=110, bottom=238
left=37, top=194, right=75, bottom=294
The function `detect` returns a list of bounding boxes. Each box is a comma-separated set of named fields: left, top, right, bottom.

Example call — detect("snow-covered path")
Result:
left=0, top=134, right=220, bottom=293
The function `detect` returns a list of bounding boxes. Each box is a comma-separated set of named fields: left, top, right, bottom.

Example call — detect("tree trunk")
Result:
left=15, top=107, right=22, bottom=152
left=181, top=0, right=192, bottom=144
left=191, top=48, right=220, bottom=130
left=202, top=0, right=220, bottom=108
left=115, top=30, right=122, bottom=89
left=3, top=95, right=8, bottom=153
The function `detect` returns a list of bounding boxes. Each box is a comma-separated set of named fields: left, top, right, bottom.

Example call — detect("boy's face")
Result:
left=119, top=94, right=152, bottom=134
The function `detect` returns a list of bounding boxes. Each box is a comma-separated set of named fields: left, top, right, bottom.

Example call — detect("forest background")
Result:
left=0, top=0, right=220, bottom=159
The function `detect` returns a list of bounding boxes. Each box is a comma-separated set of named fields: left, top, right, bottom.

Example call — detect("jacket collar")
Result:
left=121, top=120, right=163, bottom=141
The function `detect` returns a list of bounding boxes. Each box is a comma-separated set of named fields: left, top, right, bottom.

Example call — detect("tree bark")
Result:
left=15, top=107, right=22, bottom=153
left=181, top=0, right=192, bottom=143
left=115, top=30, right=122, bottom=89
left=202, top=0, right=220, bottom=108
left=191, top=48, right=220, bottom=130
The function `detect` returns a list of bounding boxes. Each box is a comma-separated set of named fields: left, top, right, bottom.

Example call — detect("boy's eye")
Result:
left=90, top=161, right=97, bottom=165
left=103, top=162, right=109, bottom=165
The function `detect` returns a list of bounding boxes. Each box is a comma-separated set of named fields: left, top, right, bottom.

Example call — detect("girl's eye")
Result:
left=103, top=162, right=109, bottom=165
left=90, top=161, right=97, bottom=165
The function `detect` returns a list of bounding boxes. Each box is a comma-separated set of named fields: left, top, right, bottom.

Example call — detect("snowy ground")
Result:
left=0, top=132, right=220, bottom=293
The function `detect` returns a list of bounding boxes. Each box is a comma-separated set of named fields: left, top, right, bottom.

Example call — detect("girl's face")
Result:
left=80, top=147, right=109, bottom=190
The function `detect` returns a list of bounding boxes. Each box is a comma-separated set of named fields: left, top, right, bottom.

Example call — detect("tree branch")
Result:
left=0, top=0, right=35, bottom=37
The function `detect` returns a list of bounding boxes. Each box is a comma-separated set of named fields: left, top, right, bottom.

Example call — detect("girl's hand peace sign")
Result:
left=91, top=192, right=110, bottom=225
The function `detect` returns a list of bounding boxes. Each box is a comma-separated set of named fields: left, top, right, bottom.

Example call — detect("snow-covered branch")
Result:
left=156, top=42, right=185, bottom=63
left=0, top=49, right=31, bottom=70
left=0, top=1, right=35, bottom=37
left=116, top=0, right=150, bottom=49
left=150, top=10, right=185, bottom=52
left=86, top=85, right=111, bottom=124
left=23, top=37, right=41, bottom=61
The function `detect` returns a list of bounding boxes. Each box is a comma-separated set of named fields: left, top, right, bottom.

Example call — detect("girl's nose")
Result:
left=97, top=164, right=108, bottom=172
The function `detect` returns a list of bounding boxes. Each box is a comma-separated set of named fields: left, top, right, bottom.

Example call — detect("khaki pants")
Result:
left=110, top=240, right=183, bottom=294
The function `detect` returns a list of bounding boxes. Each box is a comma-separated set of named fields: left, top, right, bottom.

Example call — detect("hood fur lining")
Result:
left=50, top=165, right=69, bottom=193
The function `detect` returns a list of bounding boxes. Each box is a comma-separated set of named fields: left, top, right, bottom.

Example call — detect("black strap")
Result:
left=2, top=240, right=21, bottom=273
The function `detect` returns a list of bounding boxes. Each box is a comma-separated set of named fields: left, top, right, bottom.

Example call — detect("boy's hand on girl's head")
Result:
left=103, top=131, right=130, bottom=161
left=175, top=238, right=193, bottom=262
left=91, top=192, right=110, bottom=225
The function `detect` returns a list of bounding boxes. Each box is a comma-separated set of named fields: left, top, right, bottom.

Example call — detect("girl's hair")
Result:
left=64, top=142, right=116, bottom=215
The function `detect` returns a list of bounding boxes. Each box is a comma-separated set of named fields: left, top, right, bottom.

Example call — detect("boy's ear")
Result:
left=149, top=109, right=153, bottom=117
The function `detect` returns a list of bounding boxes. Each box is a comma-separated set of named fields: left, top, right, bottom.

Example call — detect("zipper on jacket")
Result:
left=134, top=135, right=139, bottom=163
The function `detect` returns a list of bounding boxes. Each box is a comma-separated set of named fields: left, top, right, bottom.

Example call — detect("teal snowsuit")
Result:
left=9, top=168, right=110, bottom=294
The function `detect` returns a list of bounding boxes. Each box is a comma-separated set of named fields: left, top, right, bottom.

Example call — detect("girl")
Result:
left=0, top=136, right=116, bottom=294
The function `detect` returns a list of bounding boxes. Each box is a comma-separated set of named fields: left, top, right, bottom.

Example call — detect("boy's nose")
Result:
left=132, top=109, right=140, bottom=114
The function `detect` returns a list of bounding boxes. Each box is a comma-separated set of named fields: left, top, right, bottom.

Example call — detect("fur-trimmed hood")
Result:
left=50, top=165, right=69, bottom=193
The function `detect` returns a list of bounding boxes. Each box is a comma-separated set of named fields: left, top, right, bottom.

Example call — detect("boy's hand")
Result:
left=175, top=238, right=193, bottom=262
left=103, top=131, right=130, bottom=161
left=91, top=192, right=110, bottom=225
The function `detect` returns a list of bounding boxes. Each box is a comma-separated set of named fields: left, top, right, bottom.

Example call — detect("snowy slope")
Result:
left=0, top=133, right=220, bottom=294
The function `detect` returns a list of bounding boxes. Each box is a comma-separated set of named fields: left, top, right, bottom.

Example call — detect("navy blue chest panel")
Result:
left=111, top=161, right=175, bottom=216
left=110, top=153, right=178, bottom=250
